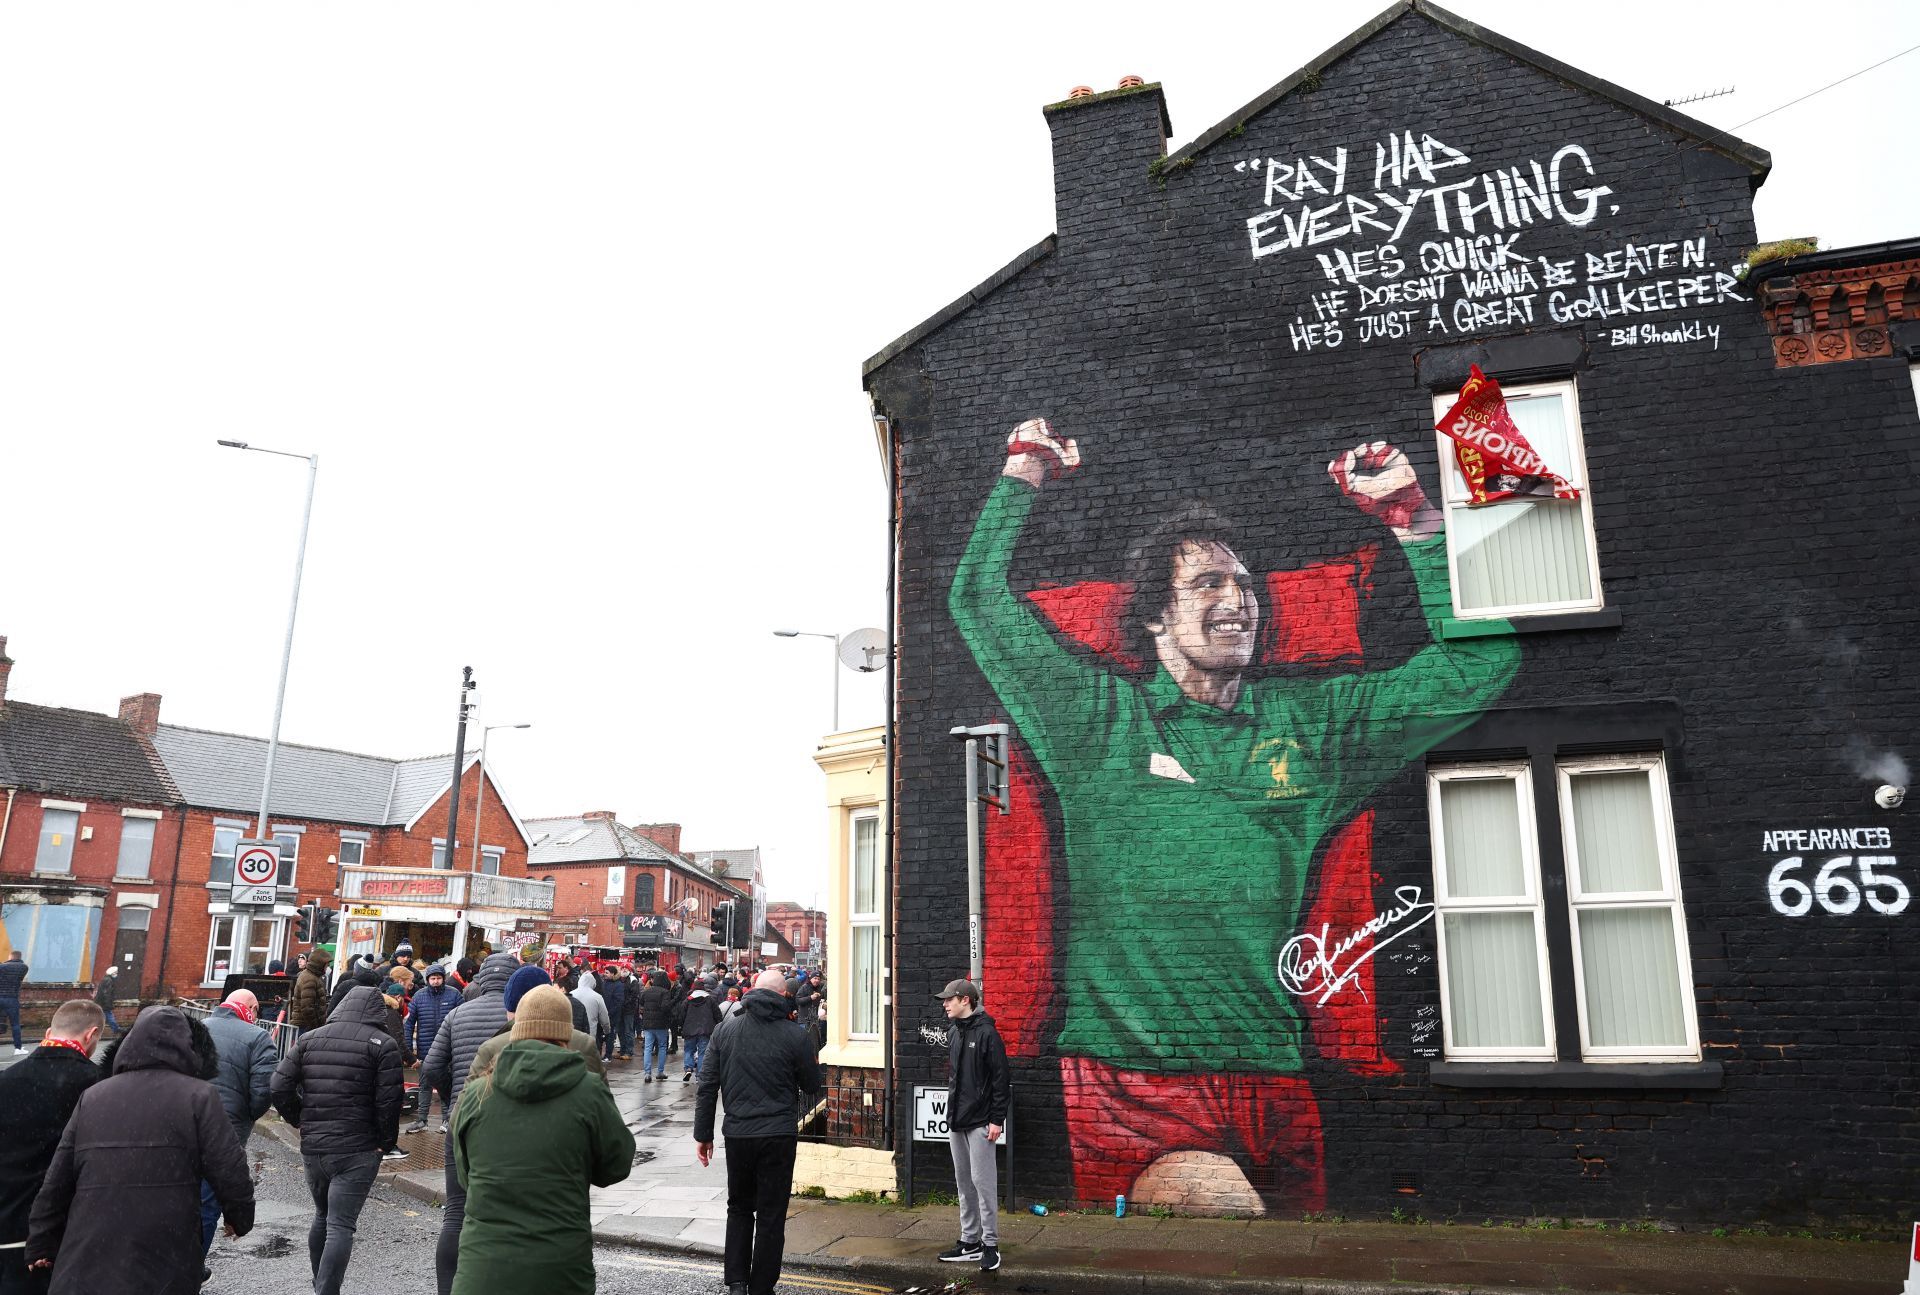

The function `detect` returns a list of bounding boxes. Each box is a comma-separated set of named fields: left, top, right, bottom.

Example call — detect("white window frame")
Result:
left=1431, top=377, right=1604, bottom=620
left=116, top=811, right=159, bottom=879
left=430, top=838, right=450, bottom=870
left=208, top=820, right=247, bottom=887
left=1557, top=753, right=1700, bottom=1062
left=848, top=809, right=882, bottom=1041
left=204, top=915, right=240, bottom=985
left=480, top=847, right=503, bottom=876
left=337, top=835, right=368, bottom=868
left=1427, top=761, right=1556, bottom=1061
left=35, top=806, right=80, bottom=874
left=271, top=825, right=304, bottom=889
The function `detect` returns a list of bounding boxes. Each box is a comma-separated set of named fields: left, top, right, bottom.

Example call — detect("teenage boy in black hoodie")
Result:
left=936, top=978, right=1010, bottom=1274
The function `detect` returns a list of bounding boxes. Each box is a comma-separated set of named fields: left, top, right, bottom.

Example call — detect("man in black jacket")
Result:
left=0, top=1000, right=101, bottom=1294
left=694, top=970, right=822, bottom=1295
left=637, top=972, right=674, bottom=1082
left=271, top=984, right=403, bottom=1295
left=936, top=978, right=1011, bottom=1274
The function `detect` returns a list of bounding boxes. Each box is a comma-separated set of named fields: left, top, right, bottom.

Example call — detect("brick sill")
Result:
left=1429, top=1060, right=1722, bottom=1090
left=112, top=876, right=156, bottom=886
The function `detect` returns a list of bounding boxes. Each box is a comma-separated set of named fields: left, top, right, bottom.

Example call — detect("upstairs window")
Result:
left=117, top=813, right=158, bottom=879
left=36, top=807, right=79, bottom=873
left=1432, top=379, right=1603, bottom=619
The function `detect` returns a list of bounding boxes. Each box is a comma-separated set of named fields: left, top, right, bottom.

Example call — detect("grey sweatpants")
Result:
left=948, top=1124, right=999, bottom=1247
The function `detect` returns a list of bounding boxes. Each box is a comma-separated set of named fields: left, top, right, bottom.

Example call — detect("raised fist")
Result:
left=1327, top=441, right=1438, bottom=540
left=1003, top=418, right=1080, bottom=488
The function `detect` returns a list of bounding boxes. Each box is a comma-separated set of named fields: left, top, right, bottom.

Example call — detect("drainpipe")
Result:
left=0, top=787, right=15, bottom=863
left=879, top=409, right=899, bottom=1152
left=155, top=805, right=190, bottom=1000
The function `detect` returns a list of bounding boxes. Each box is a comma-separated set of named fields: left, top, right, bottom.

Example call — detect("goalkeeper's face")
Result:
left=1153, top=540, right=1261, bottom=678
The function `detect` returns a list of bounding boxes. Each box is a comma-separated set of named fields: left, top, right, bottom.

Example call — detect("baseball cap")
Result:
left=937, top=978, right=979, bottom=1002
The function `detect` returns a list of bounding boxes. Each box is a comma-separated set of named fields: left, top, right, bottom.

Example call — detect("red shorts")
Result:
left=1059, top=1055, right=1327, bottom=1213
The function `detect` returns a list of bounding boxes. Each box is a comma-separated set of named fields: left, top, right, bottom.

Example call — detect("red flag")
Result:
left=1435, top=365, right=1581, bottom=506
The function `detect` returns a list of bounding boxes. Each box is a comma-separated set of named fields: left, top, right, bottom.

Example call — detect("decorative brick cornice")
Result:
left=1756, top=256, right=1920, bottom=368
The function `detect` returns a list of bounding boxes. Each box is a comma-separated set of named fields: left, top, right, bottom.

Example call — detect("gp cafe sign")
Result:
left=622, top=913, right=669, bottom=947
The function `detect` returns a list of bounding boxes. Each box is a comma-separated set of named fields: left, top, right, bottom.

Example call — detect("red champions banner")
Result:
left=1435, top=364, right=1581, bottom=506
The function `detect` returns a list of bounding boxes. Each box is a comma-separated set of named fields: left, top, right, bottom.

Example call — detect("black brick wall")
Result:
left=869, top=8, right=1920, bottom=1227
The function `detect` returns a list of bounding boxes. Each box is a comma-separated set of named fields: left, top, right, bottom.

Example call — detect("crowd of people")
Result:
left=0, top=943, right=840, bottom=1295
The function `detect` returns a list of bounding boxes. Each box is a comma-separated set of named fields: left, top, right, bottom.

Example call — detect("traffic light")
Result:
left=710, top=903, right=730, bottom=945
left=729, top=900, right=754, bottom=950
left=316, top=907, right=339, bottom=943
left=294, top=904, right=314, bottom=943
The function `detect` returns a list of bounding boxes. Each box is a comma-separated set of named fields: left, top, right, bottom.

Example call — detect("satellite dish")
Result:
left=837, top=628, right=888, bottom=673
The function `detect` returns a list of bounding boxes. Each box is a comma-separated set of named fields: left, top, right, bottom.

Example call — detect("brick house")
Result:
left=864, top=2, right=1919, bottom=1228
left=527, top=814, right=746, bottom=969
left=149, top=712, right=544, bottom=992
left=0, top=640, right=183, bottom=1011
left=765, top=901, right=827, bottom=967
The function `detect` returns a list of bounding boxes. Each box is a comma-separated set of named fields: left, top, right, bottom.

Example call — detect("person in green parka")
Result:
left=450, top=985, right=635, bottom=1294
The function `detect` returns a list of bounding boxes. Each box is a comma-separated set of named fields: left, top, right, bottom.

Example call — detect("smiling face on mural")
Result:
left=1149, top=540, right=1262, bottom=696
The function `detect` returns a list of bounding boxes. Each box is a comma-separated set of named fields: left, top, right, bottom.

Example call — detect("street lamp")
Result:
left=773, top=629, right=841, bottom=731
left=471, top=722, right=531, bottom=872
left=217, top=440, right=318, bottom=839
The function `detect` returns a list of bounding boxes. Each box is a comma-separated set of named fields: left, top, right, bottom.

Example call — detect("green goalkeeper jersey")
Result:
left=949, top=476, right=1519, bottom=1074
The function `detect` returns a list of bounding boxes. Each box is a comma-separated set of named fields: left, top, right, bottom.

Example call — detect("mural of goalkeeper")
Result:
left=949, top=418, right=1520, bottom=1212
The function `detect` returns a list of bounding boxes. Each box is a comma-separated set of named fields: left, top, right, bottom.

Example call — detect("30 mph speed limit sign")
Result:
left=236, top=843, right=280, bottom=885
left=231, top=840, right=281, bottom=908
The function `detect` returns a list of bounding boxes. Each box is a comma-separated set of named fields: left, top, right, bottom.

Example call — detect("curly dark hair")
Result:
left=1120, top=503, right=1246, bottom=669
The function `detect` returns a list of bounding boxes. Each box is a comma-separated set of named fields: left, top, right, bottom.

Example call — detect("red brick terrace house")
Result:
left=0, top=639, right=184, bottom=1012
left=148, top=705, right=547, bottom=995
left=527, top=815, right=745, bottom=969
left=765, top=901, right=826, bottom=967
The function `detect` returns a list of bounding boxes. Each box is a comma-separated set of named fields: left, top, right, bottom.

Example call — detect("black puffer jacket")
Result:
left=693, top=989, right=821, bottom=1142
left=421, top=950, right=515, bottom=1107
left=271, top=985, right=403, bottom=1155
left=680, top=989, right=721, bottom=1040
left=27, top=1007, right=254, bottom=1295
left=637, top=980, right=674, bottom=1030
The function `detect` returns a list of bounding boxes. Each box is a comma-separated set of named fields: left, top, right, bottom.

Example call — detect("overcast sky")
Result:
left=2, top=1, right=1914, bottom=910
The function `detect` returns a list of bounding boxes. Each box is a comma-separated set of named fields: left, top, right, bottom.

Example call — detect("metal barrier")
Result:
left=797, top=1083, right=889, bottom=1150
left=177, top=1002, right=303, bottom=1059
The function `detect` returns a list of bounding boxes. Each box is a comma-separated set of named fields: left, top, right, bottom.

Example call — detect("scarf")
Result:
left=38, top=1037, right=92, bottom=1059
left=223, top=998, right=258, bottom=1025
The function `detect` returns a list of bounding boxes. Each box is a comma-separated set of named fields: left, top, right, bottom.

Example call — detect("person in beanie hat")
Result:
left=468, top=968, right=606, bottom=1087
left=91, top=965, right=124, bottom=1037
left=406, top=967, right=460, bottom=1133
left=449, top=986, right=634, bottom=1295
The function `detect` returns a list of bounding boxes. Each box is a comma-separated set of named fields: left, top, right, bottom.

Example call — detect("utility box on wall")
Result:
left=866, top=2, right=1920, bottom=1228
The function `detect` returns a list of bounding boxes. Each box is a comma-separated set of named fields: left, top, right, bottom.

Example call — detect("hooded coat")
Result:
left=422, top=951, right=516, bottom=1107
left=680, top=988, right=720, bottom=1040
left=637, top=977, right=674, bottom=1031
left=597, top=970, right=628, bottom=1029
left=26, top=1007, right=254, bottom=1295
left=270, top=985, right=404, bottom=1156
left=450, top=1041, right=634, bottom=1295
left=0, top=1045, right=100, bottom=1247
left=570, top=971, right=610, bottom=1043
left=407, top=969, right=460, bottom=1060
left=204, top=1002, right=278, bottom=1143
left=289, top=947, right=331, bottom=1030
left=693, top=988, right=822, bottom=1142
left=328, top=956, right=380, bottom=1014
left=945, top=1009, right=1011, bottom=1132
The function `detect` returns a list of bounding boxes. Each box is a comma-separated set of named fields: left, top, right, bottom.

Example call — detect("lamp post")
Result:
left=773, top=629, right=841, bottom=731
left=216, top=440, right=318, bottom=841
left=471, top=722, right=531, bottom=872
left=444, top=668, right=477, bottom=869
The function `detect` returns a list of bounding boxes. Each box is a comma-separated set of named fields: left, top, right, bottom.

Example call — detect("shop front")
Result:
left=336, top=865, right=555, bottom=967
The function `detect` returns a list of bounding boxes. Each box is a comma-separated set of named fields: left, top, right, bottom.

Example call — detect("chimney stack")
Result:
left=633, top=823, right=683, bottom=855
left=119, top=693, right=163, bottom=737
left=1043, top=76, right=1172, bottom=246
left=0, top=636, right=10, bottom=703
left=583, top=810, right=617, bottom=821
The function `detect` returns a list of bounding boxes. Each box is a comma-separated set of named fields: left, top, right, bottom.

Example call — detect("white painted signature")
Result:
left=918, top=1024, right=950, bottom=1048
left=1276, top=885, right=1435, bottom=1005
